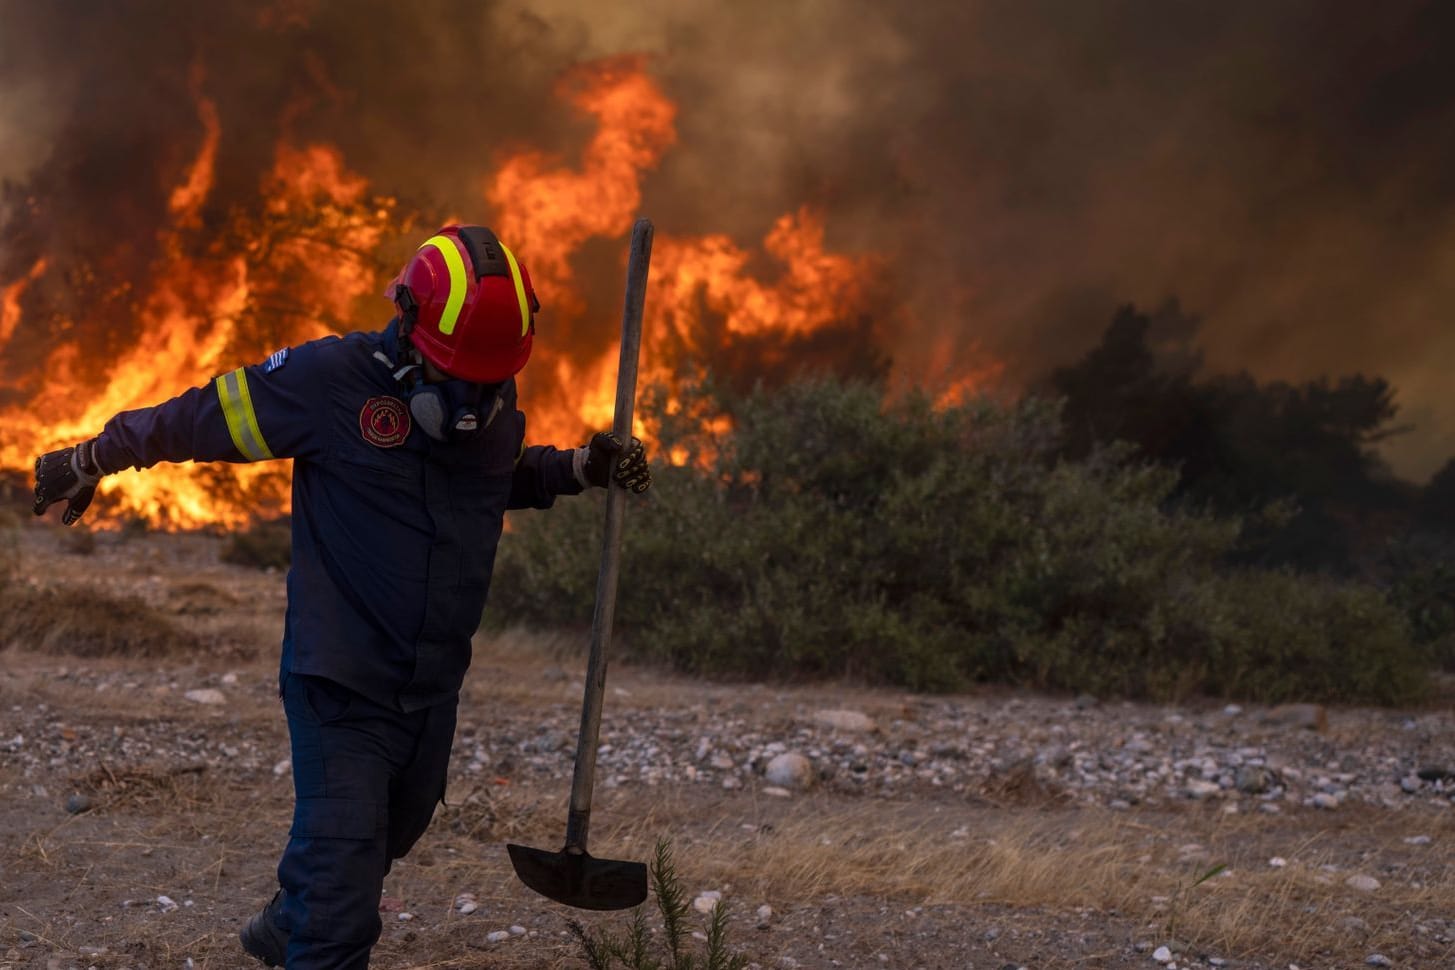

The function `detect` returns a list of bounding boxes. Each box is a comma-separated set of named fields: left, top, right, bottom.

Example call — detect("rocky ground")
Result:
left=1, top=524, right=1452, bottom=969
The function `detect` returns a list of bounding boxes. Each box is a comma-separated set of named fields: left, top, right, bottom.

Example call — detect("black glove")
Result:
left=580, top=432, right=651, bottom=494
left=33, top=439, right=105, bottom=526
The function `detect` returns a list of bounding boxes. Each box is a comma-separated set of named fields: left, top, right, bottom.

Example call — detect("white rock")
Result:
left=221, top=672, right=239, bottom=685
left=1185, top=779, right=1220, bottom=800
left=457, top=901, right=478, bottom=915
left=273, top=759, right=292, bottom=777
left=1152, top=944, right=1173, bottom=963
left=1269, top=857, right=1287, bottom=868
left=183, top=688, right=226, bottom=706
left=764, top=752, right=813, bottom=789
left=1346, top=875, right=1381, bottom=892
left=762, top=786, right=792, bottom=798
left=1365, top=955, right=1392, bottom=967
left=1403, top=835, right=1432, bottom=845
left=755, top=904, right=773, bottom=926
left=693, top=891, right=722, bottom=914
left=157, top=895, right=179, bottom=913
left=509, top=925, right=526, bottom=936
left=1311, top=793, right=1339, bottom=810
left=397, top=912, right=413, bottom=922
left=487, top=930, right=511, bottom=943
left=811, top=709, right=877, bottom=733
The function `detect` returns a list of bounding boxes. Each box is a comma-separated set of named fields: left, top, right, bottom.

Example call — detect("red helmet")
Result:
left=389, top=225, right=540, bottom=383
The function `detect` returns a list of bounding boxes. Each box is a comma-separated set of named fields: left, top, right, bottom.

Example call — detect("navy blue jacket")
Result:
left=93, top=320, right=583, bottom=711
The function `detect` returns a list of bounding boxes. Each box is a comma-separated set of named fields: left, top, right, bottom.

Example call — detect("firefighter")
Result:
left=31, top=225, right=651, bottom=969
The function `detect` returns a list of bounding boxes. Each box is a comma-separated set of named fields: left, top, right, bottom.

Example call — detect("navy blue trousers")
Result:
left=275, top=673, right=457, bottom=970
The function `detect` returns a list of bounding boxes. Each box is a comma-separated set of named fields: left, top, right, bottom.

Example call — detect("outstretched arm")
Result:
left=32, top=340, right=335, bottom=525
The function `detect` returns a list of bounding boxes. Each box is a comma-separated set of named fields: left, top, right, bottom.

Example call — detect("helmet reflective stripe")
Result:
left=215, top=368, right=274, bottom=461
left=498, top=242, right=532, bottom=337
left=420, top=235, right=468, bottom=335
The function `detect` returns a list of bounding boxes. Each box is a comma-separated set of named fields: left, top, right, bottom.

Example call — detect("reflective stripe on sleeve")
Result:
left=215, top=368, right=275, bottom=462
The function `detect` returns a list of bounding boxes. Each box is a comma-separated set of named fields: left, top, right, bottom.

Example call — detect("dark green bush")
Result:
left=1384, top=536, right=1455, bottom=671
left=490, top=377, right=1428, bottom=704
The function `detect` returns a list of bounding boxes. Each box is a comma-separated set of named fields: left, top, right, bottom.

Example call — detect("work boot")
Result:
left=239, top=889, right=289, bottom=967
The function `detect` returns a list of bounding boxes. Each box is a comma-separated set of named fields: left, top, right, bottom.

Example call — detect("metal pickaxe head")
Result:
left=506, top=843, right=648, bottom=911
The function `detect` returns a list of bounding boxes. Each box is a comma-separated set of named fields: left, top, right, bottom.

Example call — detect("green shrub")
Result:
left=491, top=376, right=1428, bottom=704
left=1384, top=536, right=1455, bottom=671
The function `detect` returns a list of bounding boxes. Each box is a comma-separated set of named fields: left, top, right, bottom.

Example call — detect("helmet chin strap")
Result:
left=374, top=318, right=425, bottom=386
left=391, top=344, right=425, bottom=386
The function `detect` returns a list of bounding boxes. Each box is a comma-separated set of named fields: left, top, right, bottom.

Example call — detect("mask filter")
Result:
left=406, top=377, right=502, bottom=442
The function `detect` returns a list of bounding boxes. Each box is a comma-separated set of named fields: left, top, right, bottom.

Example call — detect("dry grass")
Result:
left=0, top=584, right=200, bottom=657
left=72, top=763, right=218, bottom=812
left=166, top=581, right=240, bottom=616
left=561, top=796, right=1454, bottom=966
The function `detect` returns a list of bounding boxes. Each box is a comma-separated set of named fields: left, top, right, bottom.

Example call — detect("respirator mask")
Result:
left=391, top=350, right=504, bottom=443
left=407, top=374, right=503, bottom=442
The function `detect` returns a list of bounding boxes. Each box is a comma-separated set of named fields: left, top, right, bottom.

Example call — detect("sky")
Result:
left=2, top=0, right=1452, bottom=481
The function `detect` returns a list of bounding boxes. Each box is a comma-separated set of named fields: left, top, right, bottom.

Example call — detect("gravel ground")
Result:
left=1, top=525, right=1452, bottom=969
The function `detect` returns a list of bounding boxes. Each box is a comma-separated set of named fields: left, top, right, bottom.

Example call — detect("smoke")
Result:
left=3, top=0, right=1453, bottom=478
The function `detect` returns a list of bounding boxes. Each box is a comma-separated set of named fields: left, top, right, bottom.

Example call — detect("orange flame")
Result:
left=0, top=92, right=393, bottom=528
left=0, top=258, right=47, bottom=350
left=487, top=58, right=881, bottom=455
left=2, top=55, right=1000, bottom=530
left=489, top=55, right=677, bottom=300
left=167, top=69, right=220, bottom=226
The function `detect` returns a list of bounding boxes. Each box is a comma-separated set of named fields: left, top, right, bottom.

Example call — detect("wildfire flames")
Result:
left=0, top=56, right=995, bottom=530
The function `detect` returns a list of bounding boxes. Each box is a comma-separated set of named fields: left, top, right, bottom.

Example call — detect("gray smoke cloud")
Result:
left=3, top=0, right=1452, bottom=478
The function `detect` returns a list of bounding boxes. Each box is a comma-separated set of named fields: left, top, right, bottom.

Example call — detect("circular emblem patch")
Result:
left=359, top=396, right=410, bottom=448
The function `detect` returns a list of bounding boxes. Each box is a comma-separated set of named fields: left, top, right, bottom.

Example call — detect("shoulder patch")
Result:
left=263, top=347, right=290, bottom=373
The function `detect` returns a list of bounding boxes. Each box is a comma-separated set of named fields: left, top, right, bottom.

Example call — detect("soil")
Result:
left=1, top=524, right=1452, bottom=970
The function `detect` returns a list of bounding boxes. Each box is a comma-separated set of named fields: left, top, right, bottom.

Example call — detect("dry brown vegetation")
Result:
left=8, top=728, right=1451, bottom=969
left=1, top=522, right=1452, bottom=969
left=0, top=585, right=199, bottom=658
